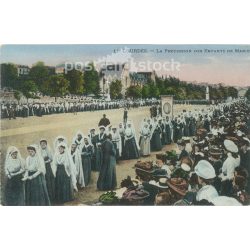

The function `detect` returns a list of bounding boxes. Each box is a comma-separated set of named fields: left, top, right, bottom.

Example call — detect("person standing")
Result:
left=80, top=137, right=94, bottom=186
left=111, top=126, right=122, bottom=161
left=150, top=118, right=162, bottom=152
left=139, top=122, right=151, bottom=156
left=23, top=145, right=50, bottom=206
left=39, top=139, right=55, bottom=203
left=219, top=140, right=240, bottom=196
left=123, top=108, right=128, bottom=124
left=98, top=114, right=110, bottom=127
left=70, top=142, right=85, bottom=188
left=97, top=134, right=117, bottom=191
left=92, top=126, right=106, bottom=171
left=123, top=122, right=140, bottom=160
left=53, top=143, right=77, bottom=204
left=4, top=146, right=25, bottom=206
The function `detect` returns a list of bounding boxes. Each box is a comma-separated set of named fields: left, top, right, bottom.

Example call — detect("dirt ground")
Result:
left=0, top=104, right=206, bottom=205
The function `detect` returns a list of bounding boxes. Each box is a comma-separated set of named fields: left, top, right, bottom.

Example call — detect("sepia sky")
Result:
left=1, top=44, right=249, bottom=87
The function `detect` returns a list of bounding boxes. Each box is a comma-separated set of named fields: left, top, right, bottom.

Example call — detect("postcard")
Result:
left=1, top=44, right=249, bottom=206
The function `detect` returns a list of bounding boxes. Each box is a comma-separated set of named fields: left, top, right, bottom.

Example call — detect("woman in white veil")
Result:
left=53, top=142, right=77, bottom=204
left=54, top=135, right=68, bottom=150
left=111, top=126, right=122, bottom=161
left=123, top=120, right=140, bottom=160
left=4, top=146, right=25, bottom=206
left=23, top=144, right=50, bottom=206
left=139, top=121, right=151, bottom=156
left=73, top=130, right=84, bottom=148
left=39, top=139, right=55, bottom=203
left=70, top=141, right=85, bottom=188
left=79, top=136, right=94, bottom=186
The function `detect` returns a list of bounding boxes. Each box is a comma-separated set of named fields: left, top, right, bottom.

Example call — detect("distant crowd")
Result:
left=1, top=98, right=160, bottom=119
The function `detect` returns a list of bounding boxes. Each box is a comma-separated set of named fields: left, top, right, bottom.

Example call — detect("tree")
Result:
left=110, top=79, right=122, bottom=99
left=14, top=90, right=22, bottom=103
left=126, top=85, right=142, bottom=99
left=141, top=84, right=150, bottom=98
left=83, top=63, right=100, bottom=95
left=148, top=83, right=160, bottom=98
left=64, top=69, right=84, bottom=94
left=44, top=75, right=69, bottom=101
left=29, top=61, right=49, bottom=92
left=245, top=87, right=250, bottom=101
left=227, top=86, right=238, bottom=98
left=19, top=80, right=38, bottom=101
left=1, top=63, right=18, bottom=89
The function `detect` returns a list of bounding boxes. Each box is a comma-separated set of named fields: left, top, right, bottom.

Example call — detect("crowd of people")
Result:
left=1, top=98, right=160, bottom=119
left=3, top=99, right=250, bottom=206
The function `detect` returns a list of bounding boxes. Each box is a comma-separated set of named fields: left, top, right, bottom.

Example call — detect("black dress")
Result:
left=5, top=172, right=25, bottom=206
left=45, top=162, right=55, bottom=202
left=55, top=164, right=73, bottom=204
left=25, top=171, right=51, bottom=206
left=97, top=140, right=117, bottom=191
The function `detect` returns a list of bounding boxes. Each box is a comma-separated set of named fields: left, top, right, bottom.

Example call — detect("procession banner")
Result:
left=161, top=95, right=174, bottom=119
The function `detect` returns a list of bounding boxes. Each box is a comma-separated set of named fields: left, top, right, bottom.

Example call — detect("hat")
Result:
left=195, top=160, right=216, bottom=179
left=99, top=125, right=105, bottom=130
left=211, top=196, right=242, bottom=206
left=181, top=163, right=191, bottom=172
left=209, top=147, right=222, bottom=156
left=224, top=139, right=238, bottom=153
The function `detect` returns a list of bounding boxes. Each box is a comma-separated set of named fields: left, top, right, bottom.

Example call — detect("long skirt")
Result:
left=45, top=162, right=55, bottom=203
left=140, top=137, right=150, bottom=156
left=124, top=137, right=140, bottom=160
left=25, top=172, right=50, bottom=206
left=92, top=147, right=102, bottom=172
left=55, top=164, right=73, bottom=204
left=97, top=156, right=117, bottom=191
left=81, top=155, right=92, bottom=186
left=5, top=173, right=25, bottom=206
left=150, top=131, right=162, bottom=151
left=161, top=132, right=168, bottom=145
left=165, top=126, right=172, bottom=144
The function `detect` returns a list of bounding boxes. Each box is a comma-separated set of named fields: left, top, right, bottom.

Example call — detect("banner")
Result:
left=161, top=95, right=174, bottom=119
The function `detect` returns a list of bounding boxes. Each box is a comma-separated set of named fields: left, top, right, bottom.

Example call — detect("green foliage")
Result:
left=44, top=75, right=69, bottom=97
left=126, top=85, right=142, bottom=98
left=227, top=86, right=238, bottom=98
left=29, top=61, right=49, bottom=91
left=19, top=80, right=38, bottom=100
left=245, top=88, right=250, bottom=101
left=110, top=79, right=122, bottom=99
left=141, top=84, right=150, bottom=98
left=1, top=63, right=18, bottom=89
left=64, top=69, right=84, bottom=94
left=83, top=63, right=100, bottom=95
left=14, top=90, right=21, bottom=101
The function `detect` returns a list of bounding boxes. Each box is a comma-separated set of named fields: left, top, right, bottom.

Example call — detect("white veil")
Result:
left=5, top=146, right=25, bottom=176
left=26, top=144, right=46, bottom=175
left=52, top=142, right=77, bottom=190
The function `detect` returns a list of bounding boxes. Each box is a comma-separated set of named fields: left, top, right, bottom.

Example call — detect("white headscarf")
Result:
left=39, top=139, right=53, bottom=162
left=111, top=126, right=122, bottom=156
left=73, top=130, right=84, bottom=146
left=26, top=144, right=46, bottom=175
left=52, top=142, right=77, bottom=189
left=54, top=135, right=68, bottom=150
left=125, top=121, right=140, bottom=150
left=5, top=146, right=25, bottom=176
left=70, top=142, right=85, bottom=188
